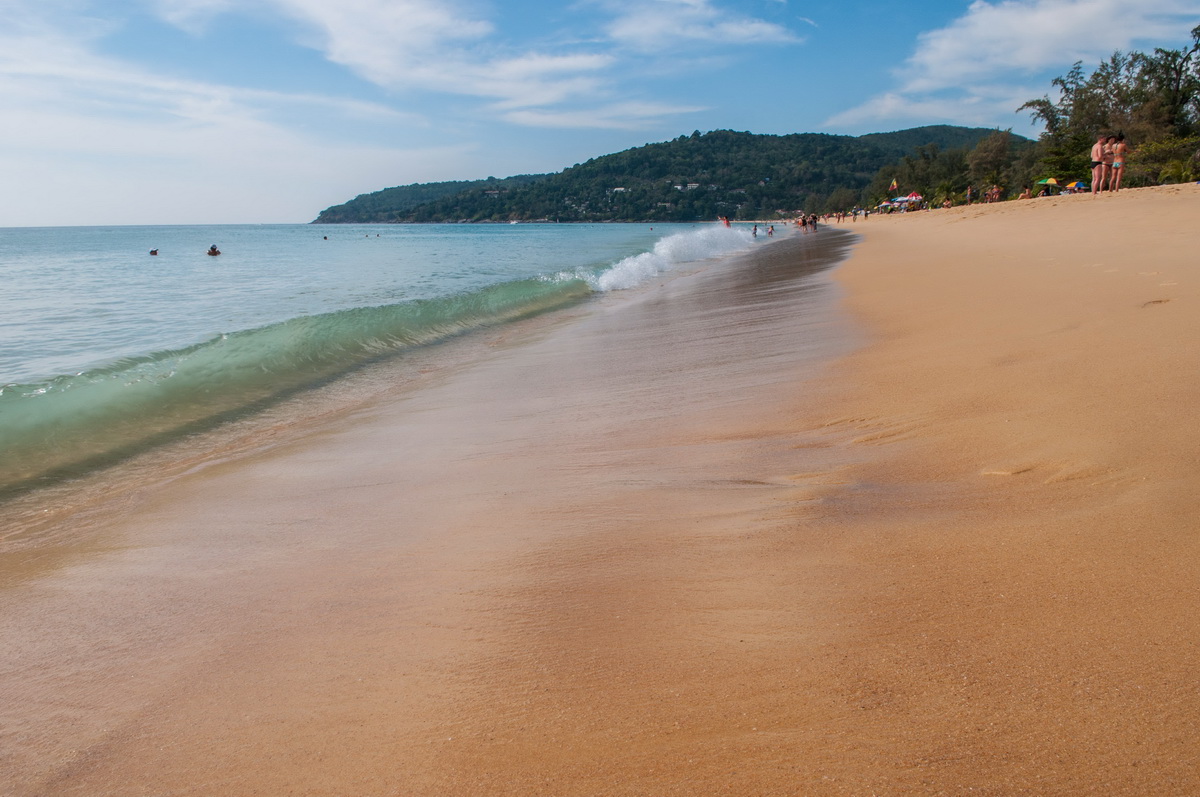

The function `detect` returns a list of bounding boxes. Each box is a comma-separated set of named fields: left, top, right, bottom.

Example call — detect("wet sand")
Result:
left=2, top=230, right=857, bottom=795
left=4, top=185, right=1200, bottom=795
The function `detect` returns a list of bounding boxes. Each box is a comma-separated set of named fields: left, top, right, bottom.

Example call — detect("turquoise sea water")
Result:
left=0, top=222, right=759, bottom=495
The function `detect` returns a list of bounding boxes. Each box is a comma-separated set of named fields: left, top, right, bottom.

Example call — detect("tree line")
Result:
left=313, top=126, right=1002, bottom=224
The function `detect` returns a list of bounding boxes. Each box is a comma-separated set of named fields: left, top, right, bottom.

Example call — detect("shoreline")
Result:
left=1, top=229, right=860, bottom=795
left=4, top=184, right=1199, bottom=793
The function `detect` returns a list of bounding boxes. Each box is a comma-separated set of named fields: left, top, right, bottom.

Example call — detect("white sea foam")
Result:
left=586, top=225, right=755, bottom=292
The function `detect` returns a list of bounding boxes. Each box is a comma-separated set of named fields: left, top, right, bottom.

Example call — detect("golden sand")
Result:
left=3, top=186, right=1198, bottom=795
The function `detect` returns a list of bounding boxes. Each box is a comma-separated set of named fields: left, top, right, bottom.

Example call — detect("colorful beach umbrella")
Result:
left=1036, top=178, right=1060, bottom=185
left=1065, top=181, right=1088, bottom=189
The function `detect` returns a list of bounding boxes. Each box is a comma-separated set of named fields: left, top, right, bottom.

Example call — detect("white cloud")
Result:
left=145, top=0, right=237, bottom=33
left=257, top=0, right=493, bottom=85
left=603, top=0, right=801, bottom=51
left=828, top=0, right=1200, bottom=132
left=503, top=100, right=707, bottom=129
left=825, top=88, right=1040, bottom=131
left=146, top=0, right=790, bottom=123
left=147, top=0, right=621, bottom=114
left=901, top=0, right=1199, bottom=93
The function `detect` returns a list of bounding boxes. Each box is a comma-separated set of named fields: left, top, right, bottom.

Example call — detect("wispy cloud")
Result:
left=827, top=0, right=1200, bottom=132
left=145, top=0, right=803, bottom=128
left=503, top=100, right=708, bottom=129
left=602, top=0, right=801, bottom=51
left=0, top=7, right=442, bottom=224
left=145, top=0, right=719, bottom=125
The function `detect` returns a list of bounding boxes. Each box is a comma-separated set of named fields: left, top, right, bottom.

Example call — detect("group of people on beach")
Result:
left=1091, top=133, right=1129, bottom=195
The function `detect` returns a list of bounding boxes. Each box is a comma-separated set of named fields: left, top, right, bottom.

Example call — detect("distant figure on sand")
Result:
left=207, top=245, right=221, bottom=256
left=149, top=248, right=158, bottom=255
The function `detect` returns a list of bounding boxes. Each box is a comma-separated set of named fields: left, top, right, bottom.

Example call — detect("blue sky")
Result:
left=2, top=0, right=1198, bottom=226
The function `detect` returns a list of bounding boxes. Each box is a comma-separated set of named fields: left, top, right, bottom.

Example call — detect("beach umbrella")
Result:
left=1036, top=178, right=1060, bottom=185
left=1065, top=181, right=1088, bottom=189
left=906, top=191, right=923, bottom=200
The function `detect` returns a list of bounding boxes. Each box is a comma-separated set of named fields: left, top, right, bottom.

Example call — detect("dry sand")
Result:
left=3, top=186, right=1199, bottom=795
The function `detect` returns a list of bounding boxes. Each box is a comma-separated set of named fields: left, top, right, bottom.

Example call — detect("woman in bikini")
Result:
left=1110, top=134, right=1129, bottom=192
left=1100, top=135, right=1117, bottom=192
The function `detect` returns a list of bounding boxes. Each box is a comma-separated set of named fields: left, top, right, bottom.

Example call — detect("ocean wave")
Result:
left=582, top=224, right=753, bottom=291
left=0, top=223, right=754, bottom=493
left=0, top=276, right=591, bottom=492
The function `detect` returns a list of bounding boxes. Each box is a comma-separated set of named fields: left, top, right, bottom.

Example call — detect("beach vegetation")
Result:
left=1018, top=24, right=1200, bottom=188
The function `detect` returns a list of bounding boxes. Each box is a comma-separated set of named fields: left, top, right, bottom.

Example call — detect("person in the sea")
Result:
left=149, top=248, right=158, bottom=255
left=1110, top=134, right=1129, bottom=192
left=207, top=244, right=221, bottom=256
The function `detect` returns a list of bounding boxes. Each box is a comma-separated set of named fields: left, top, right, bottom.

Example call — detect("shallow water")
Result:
left=1, top=222, right=754, bottom=496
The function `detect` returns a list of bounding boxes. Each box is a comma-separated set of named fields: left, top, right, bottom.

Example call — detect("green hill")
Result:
left=313, top=126, right=1018, bottom=223
left=313, top=174, right=548, bottom=223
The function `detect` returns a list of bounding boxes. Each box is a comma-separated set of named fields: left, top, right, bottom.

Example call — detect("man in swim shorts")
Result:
left=1090, top=134, right=1107, bottom=195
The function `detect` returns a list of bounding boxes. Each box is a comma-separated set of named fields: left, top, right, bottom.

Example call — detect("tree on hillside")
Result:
left=967, top=130, right=1015, bottom=187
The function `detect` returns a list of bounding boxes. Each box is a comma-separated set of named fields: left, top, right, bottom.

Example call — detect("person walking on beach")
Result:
left=1110, top=134, right=1129, bottom=192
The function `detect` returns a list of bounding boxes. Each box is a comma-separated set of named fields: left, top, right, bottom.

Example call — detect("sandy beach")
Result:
left=3, top=185, right=1199, bottom=795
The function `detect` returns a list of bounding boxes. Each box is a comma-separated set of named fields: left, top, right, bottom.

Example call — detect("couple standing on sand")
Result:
left=1091, top=133, right=1128, bottom=195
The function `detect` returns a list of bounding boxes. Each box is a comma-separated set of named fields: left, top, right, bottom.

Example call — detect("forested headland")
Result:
left=314, top=126, right=1006, bottom=223
left=313, top=24, right=1199, bottom=224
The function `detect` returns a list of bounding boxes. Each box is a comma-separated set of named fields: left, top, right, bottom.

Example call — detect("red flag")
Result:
left=889, top=177, right=898, bottom=192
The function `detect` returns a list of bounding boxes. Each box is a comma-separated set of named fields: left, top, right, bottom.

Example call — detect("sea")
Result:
left=0, top=222, right=768, bottom=509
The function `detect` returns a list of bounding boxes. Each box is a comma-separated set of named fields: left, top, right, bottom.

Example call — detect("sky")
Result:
left=2, top=0, right=1198, bottom=226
